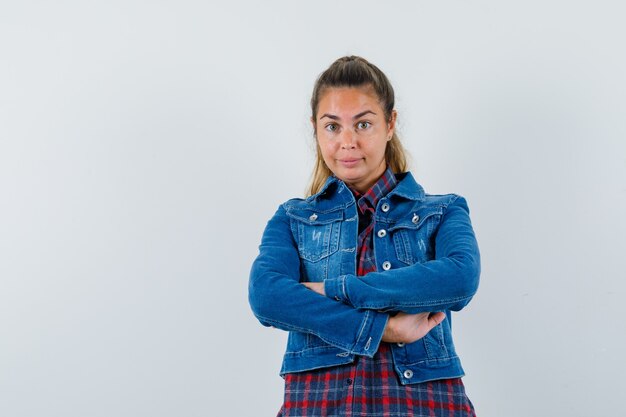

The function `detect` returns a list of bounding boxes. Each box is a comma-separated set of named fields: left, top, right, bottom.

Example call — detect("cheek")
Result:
left=318, top=139, right=336, bottom=159
left=362, top=137, right=385, bottom=153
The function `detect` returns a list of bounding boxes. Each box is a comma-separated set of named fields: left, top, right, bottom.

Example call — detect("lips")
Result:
left=338, top=158, right=362, bottom=167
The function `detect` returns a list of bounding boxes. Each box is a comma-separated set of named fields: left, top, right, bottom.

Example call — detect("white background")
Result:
left=1, top=1, right=625, bottom=416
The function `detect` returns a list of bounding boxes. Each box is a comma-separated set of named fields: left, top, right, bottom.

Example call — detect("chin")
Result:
left=335, top=172, right=362, bottom=183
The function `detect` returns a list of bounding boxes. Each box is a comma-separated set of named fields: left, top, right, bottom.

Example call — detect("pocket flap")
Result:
left=387, top=206, right=443, bottom=231
left=286, top=208, right=344, bottom=225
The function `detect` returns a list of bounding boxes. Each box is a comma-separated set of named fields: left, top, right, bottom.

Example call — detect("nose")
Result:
left=340, top=131, right=357, bottom=149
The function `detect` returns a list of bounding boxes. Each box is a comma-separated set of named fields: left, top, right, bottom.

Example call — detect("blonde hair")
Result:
left=307, top=56, right=408, bottom=196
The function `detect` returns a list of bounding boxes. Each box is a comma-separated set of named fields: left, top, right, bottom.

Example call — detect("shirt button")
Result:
left=412, top=214, right=420, bottom=224
left=382, top=261, right=391, bottom=270
left=396, top=342, right=405, bottom=347
left=403, top=369, right=414, bottom=379
left=309, top=213, right=318, bottom=221
left=381, top=203, right=390, bottom=212
left=346, top=378, right=353, bottom=385
left=377, top=229, right=387, bottom=238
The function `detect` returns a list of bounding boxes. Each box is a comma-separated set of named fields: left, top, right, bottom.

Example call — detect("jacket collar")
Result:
left=387, top=172, right=425, bottom=201
left=310, top=172, right=425, bottom=203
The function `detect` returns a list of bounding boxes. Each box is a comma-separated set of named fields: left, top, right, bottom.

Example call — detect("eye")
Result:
left=356, top=121, right=371, bottom=130
left=324, top=123, right=339, bottom=132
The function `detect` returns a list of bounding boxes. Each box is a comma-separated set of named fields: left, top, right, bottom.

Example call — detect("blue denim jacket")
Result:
left=248, top=172, right=480, bottom=384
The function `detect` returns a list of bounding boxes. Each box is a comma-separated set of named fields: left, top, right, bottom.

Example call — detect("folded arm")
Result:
left=323, top=196, right=480, bottom=314
left=248, top=204, right=388, bottom=357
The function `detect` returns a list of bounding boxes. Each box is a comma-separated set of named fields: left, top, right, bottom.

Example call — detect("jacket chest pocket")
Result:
left=287, top=209, right=343, bottom=264
left=389, top=207, right=443, bottom=265
left=296, top=221, right=341, bottom=262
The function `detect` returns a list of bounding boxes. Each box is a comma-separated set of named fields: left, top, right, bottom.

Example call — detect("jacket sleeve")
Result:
left=248, top=204, right=389, bottom=357
left=323, top=195, right=480, bottom=314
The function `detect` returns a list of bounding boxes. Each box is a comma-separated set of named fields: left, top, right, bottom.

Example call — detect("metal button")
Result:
left=381, top=203, right=390, bottom=212
left=403, top=369, right=413, bottom=379
left=382, top=261, right=391, bottom=271
left=412, top=214, right=419, bottom=224
left=396, top=342, right=405, bottom=347
left=377, top=229, right=387, bottom=238
left=309, top=213, right=318, bottom=221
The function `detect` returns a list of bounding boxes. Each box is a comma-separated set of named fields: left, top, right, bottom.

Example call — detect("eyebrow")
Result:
left=319, top=110, right=377, bottom=121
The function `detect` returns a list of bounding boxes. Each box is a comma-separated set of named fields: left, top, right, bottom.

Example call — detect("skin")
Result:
left=313, top=86, right=396, bottom=194
left=303, top=86, right=445, bottom=344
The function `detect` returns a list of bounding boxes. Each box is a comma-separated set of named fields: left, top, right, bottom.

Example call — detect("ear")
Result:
left=387, top=110, right=397, bottom=140
left=310, top=116, right=317, bottom=136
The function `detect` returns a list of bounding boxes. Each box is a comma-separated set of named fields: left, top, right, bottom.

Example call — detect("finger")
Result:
left=428, top=312, right=446, bottom=327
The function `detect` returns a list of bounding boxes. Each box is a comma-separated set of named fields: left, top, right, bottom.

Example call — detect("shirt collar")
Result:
left=310, top=169, right=423, bottom=205
left=349, top=167, right=398, bottom=214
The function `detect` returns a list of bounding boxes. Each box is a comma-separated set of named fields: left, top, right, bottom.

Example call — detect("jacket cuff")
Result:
left=324, top=275, right=349, bottom=303
left=351, top=309, right=388, bottom=357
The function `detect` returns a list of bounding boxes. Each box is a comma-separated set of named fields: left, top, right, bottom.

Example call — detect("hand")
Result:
left=302, top=281, right=325, bottom=296
left=382, top=312, right=446, bottom=344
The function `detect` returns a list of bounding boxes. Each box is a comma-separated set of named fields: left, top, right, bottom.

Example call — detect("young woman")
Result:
left=249, top=56, right=480, bottom=416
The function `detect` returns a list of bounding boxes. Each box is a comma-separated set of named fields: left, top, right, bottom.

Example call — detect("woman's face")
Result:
left=314, top=86, right=396, bottom=194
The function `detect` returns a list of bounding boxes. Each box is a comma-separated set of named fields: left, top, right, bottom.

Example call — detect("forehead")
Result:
left=317, top=86, right=383, bottom=117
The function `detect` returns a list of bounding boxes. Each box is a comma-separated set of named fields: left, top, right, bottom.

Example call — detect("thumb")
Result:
left=428, top=312, right=446, bottom=327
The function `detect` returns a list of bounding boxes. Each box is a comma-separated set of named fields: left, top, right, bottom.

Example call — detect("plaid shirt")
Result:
left=278, top=169, right=476, bottom=417
left=352, top=168, right=398, bottom=277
